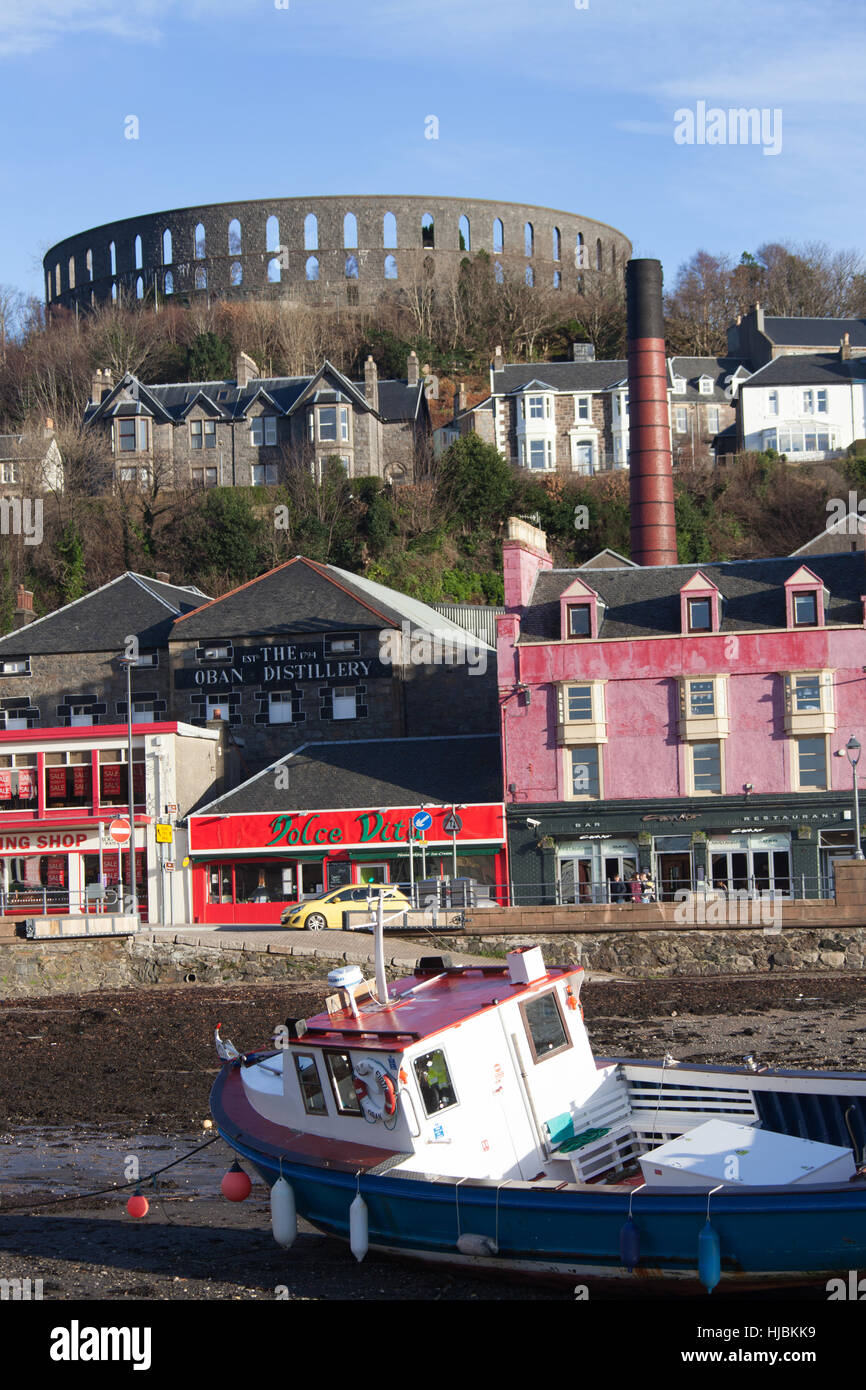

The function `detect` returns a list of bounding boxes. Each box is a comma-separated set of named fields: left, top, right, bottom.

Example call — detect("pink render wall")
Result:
left=499, top=624, right=866, bottom=804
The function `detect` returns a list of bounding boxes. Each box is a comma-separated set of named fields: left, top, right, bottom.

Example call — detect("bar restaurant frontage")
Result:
left=507, top=792, right=862, bottom=905
left=187, top=802, right=508, bottom=924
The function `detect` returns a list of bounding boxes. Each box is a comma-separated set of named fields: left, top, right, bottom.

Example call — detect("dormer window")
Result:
left=699, top=377, right=713, bottom=395
left=673, top=376, right=686, bottom=394
left=688, top=598, right=711, bottom=632
left=680, top=572, right=721, bottom=635
left=567, top=604, right=591, bottom=638
left=785, top=566, right=825, bottom=630
left=793, top=592, right=817, bottom=626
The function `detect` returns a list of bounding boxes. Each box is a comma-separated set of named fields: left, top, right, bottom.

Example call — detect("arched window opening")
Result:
left=134, top=235, right=143, bottom=270
left=345, top=254, right=359, bottom=279
left=525, top=265, right=534, bottom=287
left=68, top=257, right=76, bottom=290
left=55, top=264, right=61, bottom=295
left=111, top=283, right=118, bottom=302
left=554, top=270, right=561, bottom=289
left=383, top=212, right=397, bottom=249
left=230, top=261, right=243, bottom=286
left=195, top=265, right=207, bottom=290
left=164, top=271, right=174, bottom=295
left=86, top=249, right=93, bottom=281
left=306, top=256, right=319, bottom=281
left=194, top=224, right=206, bottom=260
left=268, top=257, right=282, bottom=283
left=266, top=216, right=280, bottom=253
left=136, top=276, right=144, bottom=300
left=493, top=218, right=504, bottom=254
left=228, top=219, right=242, bottom=255
left=524, top=222, right=534, bottom=258
left=494, top=261, right=504, bottom=284
left=596, top=238, right=603, bottom=271
left=553, top=226, right=561, bottom=261
left=163, top=229, right=172, bottom=265
left=458, top=215, right=470, bottom=252
left=304, top=214, right=318, bottom=251
left=384, top=255, right=398, bottom=280
left=421, top=213, right=434, bottom=249
left=109, top=242, right=117, bottom=276
left=343, top=212, right=358, bottom=248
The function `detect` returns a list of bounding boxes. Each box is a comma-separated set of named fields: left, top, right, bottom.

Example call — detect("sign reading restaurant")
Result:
left=189, top=804, right=505, bottom=855
left=174, top=641, right=388, bottom=690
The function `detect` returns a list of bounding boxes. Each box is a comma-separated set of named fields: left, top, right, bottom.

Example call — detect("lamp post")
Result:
left=117, top=655, right=139, bottom=915
left=846, top=737, right=864, bottom=860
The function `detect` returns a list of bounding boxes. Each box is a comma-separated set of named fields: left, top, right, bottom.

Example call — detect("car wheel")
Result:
left=304, top=913, right=327, bottom=931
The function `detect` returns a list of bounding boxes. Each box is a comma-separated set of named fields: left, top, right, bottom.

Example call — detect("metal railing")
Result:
left=505, top=874, right=837, bottom=907
left=0, top=886, right=142, bottom=916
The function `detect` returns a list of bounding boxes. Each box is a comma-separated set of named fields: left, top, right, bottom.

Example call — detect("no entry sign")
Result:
left=109, top=818, right=131, bottom=845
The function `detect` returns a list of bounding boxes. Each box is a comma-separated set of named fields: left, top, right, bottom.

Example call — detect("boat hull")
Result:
left=211, top=1063, right=866, bottom=1290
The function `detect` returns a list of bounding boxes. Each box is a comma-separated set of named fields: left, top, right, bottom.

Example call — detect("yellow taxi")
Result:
left=280, top=883, right=411, bottom=931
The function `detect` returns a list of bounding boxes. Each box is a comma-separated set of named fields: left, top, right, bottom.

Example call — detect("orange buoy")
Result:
left=127, top=1191, right=149, bottom=1218
left=221, top=1162, right=252, bottom=1202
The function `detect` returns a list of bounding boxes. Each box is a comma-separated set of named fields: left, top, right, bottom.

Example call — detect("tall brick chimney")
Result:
left=502, top=517, right=552, bottom=611
left=235, top=352, right=259, bottom=389
left=626, top=259, right=678, bottom=567
left=841, top=333, right=851, bottom=361
left=407, top=351, right=420, bottom=387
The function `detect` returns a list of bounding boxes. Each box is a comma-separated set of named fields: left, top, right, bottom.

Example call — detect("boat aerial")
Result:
left=210, top=908, right=866, bottom=1291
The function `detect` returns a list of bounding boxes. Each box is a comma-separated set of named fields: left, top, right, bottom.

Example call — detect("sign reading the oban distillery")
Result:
left=174, top=642, right=388, bottom=690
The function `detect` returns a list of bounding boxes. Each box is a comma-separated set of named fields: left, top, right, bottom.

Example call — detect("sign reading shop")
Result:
left=174, top=641, right=389, bottom=691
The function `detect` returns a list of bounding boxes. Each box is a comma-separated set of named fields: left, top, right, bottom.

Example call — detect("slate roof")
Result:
left=0, top=573, right=209, bottom=656
left=763, top=317, right=866, bottom=349
left=492, top=361, right=628, bottom=394
left=740, top=354, right=866, bottom=388
left=668, top=357, right=749, bottom=402
left=170, top=556, right=492, bottom=647
left=195, top=734, right=504, bottom=816
left=518, top=553, right=866, bottom=644
left=84, top=362, right=424, bottom=427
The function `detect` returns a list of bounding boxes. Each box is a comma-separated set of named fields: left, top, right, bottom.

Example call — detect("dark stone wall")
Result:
left=44, top=195, right=632, bottom=312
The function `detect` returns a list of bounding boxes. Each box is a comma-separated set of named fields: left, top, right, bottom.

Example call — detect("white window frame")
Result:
left=332, top=686, right=357, bottom=720
left=767, top=390, right=779, bottom=415
left=699, top=377, right=713, bottom=395
left=674, top=406, right=688, bottom=434
left=793, top=735, right=828, bottom=791
left=250, top=416, right=277, bottom=447
left=689, top=739, right=723, bottom=795
left=565, top=745, right=601, bottom=800
left=206, top=695, right=231, bottom=722
left=575, top=395, right=591, bottom=422
left=556, top=681, right=607, bottom=745
left=268, top=692, right=293, bottom=725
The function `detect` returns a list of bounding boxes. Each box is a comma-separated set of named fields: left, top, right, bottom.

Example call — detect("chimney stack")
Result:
left=841, top=333, right=851, bottom=361
left=407, top=351, right=420, bottom=387
left=626, top=259, right=678, bottom=567
left=235, top=352, right=259, bottom=389
left=454, top=382, right=467, bottom=415
left=13, top=586, right=34, bottom=630
left=493, top=345, right=504, bottom=373
left=364, top=355, right=379, bottom=411
left=155, top=571, right=170, bottom=584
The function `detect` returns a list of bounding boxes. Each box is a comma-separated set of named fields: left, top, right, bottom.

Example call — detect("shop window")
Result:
left=294, top=1055, right=327, bottom=1115
left=413, top=1048, right=457, bottom=1116
left=44, top=752, right=92, bottom=809
left=98, top=751, right=144, bottom=806
left=325, top=1052, right=362, bottom=1115
left=0, top=756, right=37, bottom=811
left=520, top=990, right=571, bottom=1064
left=234, top=861, right=289, bottom=903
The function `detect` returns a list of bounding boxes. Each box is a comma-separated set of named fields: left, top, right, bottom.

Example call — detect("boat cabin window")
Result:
left=520, top=990, right=571, bottom=1064
left=325, top=1051, right=362, bottom=1115
left=413, top=1048, right=458, bottom=1116
left=294, top=1054, right=327, bottom=1115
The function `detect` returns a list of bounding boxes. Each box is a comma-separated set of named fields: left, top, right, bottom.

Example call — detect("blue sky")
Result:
left=1, top=0, right=864, bottom=300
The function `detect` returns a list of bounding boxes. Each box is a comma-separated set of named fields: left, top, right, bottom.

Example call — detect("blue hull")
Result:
left=214, top=1112, right=866, bottom=1286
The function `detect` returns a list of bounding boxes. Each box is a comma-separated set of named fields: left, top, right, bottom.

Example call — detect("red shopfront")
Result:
left=188, top=803, right=508, bottom=924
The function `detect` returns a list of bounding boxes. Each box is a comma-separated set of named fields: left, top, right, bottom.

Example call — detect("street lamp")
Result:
left=117, top=655, right=139, bottom=915
left=845, top=737, right=864, bottom=860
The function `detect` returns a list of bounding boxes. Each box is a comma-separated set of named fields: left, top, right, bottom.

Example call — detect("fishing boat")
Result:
left=209, top=925, right=866, bottom=1291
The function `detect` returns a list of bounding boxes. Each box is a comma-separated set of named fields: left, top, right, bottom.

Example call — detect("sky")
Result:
left=0, top=0, right=864, bottom=301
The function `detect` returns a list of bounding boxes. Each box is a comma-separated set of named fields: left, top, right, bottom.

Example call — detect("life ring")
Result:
left=353, top=1059, right=397, bottom=1120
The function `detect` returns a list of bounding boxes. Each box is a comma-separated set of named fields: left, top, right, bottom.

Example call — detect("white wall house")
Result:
left=738, top=355, right=866, bottom=461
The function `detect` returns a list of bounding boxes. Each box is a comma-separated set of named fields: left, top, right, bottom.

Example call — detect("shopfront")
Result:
left=188, top=803, right=508, bottom=924
left=0, top=827, right=147, bottom=916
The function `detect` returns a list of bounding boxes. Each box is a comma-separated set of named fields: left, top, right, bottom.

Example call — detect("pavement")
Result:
left=141, top=921, right=500, bottom=969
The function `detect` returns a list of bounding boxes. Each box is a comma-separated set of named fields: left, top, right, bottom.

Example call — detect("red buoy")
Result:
left=127, top=1191, right=149, bottom=1218
left=221, top=1162, right=252, bottom=1202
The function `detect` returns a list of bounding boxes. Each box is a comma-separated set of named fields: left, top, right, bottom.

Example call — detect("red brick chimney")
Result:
left=13, top=586, right=34, bottom=630
left=626, top=259, right=678, bottom=567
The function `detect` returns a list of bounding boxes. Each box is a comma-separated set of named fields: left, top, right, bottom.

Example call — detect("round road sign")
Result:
left=109, top=818, right=132, bottom=844
left=413, top=811, right=433, bottom=831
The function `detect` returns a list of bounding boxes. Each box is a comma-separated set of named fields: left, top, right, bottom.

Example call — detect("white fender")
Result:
left=350, top=1193, right=369, bottom=1262
left=270, top=1177, right=297, bottom=1249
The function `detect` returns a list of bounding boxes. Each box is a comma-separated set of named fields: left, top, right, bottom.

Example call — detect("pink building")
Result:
left=498, top=518, right=866, bottom=904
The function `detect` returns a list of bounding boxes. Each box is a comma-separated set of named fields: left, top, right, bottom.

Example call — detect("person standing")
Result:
left=628, top=871, right=642, bottom=903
